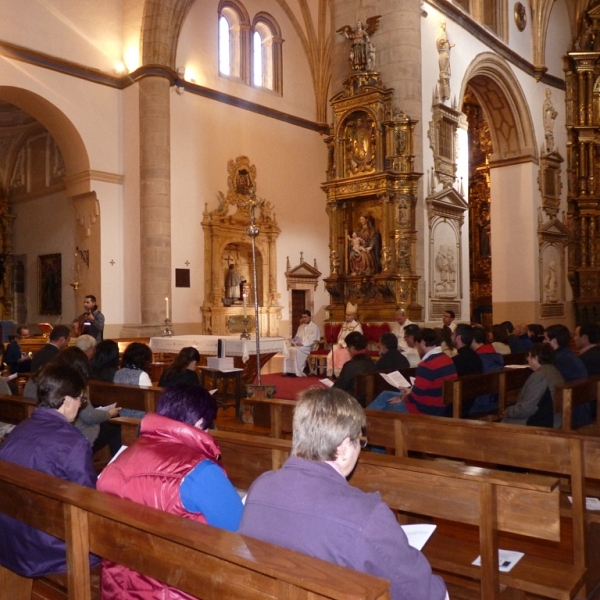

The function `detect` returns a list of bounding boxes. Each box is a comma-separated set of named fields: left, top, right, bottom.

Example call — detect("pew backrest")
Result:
left=553, top=374, right=600, bottom=431
left=87, top=380, right=163, bottom=413
left=0, top=458, right=391, bottom=600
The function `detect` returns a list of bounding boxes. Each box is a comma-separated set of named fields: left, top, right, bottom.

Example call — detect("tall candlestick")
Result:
left=165, top=297, right=169, bottom=320
left=243, top=291, right=247, bottom=318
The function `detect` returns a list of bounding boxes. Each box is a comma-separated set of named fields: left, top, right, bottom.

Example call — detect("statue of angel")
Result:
left=337, top=16, right=382, bottom=72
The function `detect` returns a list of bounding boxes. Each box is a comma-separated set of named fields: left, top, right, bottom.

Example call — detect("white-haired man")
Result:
left=391, top=308, right=412, bottom=350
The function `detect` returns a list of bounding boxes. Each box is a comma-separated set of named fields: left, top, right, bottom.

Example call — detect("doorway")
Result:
left=291, top=289, right=306, bottom=335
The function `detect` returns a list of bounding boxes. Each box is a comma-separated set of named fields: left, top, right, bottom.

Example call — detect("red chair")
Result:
left=307, top=323, right=342, bottom=375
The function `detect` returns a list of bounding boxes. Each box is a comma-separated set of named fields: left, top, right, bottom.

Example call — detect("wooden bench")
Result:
left=0, top=393, right=36, bottom=426
left=554, top=374, right=600, bottom=432
left=364, top=410, right=600, bottom=596
left=355, top=367, right=416, bottom=406
left=0, top=458, right=391, bottom=600
left=87, top=380, right=163, bottom=413
left=209, top=429, right=581, bottom=600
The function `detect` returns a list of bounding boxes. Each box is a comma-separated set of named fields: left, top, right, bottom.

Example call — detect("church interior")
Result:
left=4, top=1, right=600, bottom=599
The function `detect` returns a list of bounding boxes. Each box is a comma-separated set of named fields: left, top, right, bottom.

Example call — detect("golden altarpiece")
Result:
left=201, top=156, right=282, bottom=335
left=565, top=5, right=600, bottom=324
left=323, top=71, right=423, bottom=321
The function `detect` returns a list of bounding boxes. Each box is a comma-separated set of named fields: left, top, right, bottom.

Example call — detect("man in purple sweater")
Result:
left=239, top=387, right=447, bottom=600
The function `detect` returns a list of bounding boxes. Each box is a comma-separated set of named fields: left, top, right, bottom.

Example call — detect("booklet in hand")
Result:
left=379, top=370, right=411, bottom=389
left=319, top=378, right=335, bottom=388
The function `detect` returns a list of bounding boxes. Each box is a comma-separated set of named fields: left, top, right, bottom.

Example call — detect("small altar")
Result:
left=149, top=335, right=285, bottom=384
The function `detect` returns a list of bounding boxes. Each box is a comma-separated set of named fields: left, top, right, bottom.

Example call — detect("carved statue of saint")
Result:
left=347, top=215, right=381, bottom=276
left=435, top=245, right=449, bottom=292
left=543, top=89, right=558, bottom=153
left=225, top=264, right=245, bottom=300
left=336, top=16, right=381, bottom=72
left=436, top=21, right=454, bottom=102
left=346, top=117, right=374, bottom=174
left=544, top=261, right=558, bottom=303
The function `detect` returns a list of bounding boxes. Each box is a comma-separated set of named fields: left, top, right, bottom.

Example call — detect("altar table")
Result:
left=149, top=335, right=285, bottom=384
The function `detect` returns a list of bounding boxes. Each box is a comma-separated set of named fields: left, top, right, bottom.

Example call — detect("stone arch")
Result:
left=141, top=0, right=197, bottom=67
left=459, top=53, right=537, bottom=164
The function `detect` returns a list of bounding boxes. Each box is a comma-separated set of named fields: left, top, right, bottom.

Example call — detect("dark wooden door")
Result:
left=291, top=290, right=306, bottom=335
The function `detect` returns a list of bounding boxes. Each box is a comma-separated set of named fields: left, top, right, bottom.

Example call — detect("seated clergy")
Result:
left=284, top=310, right=320, bottom=377
left=327, top=302, right=362, bottom=377
left=376, top=332, right=410, bottom=371
left=391, top=308, right=412, bottom=349
left=239, top=387, right=447, bottom=600
left=367, top=328, right=457, bottom=415
left=333, top=331, right=377, bottom=406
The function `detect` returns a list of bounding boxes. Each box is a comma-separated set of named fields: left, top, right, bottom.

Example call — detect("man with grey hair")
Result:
left=391, top=308, right=412, bottom=350
left=74, top=334, right=97, bottom=360
left=240, top=387, right=447, bottom=600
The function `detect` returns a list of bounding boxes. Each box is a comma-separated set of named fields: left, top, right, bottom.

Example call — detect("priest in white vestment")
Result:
left=390, top=308, right=413, bottom=350
left=327, top=302, right=363, bottom=377
left=284, top=310, right=321, bottom=377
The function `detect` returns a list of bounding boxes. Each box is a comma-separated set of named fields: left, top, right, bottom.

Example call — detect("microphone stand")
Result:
left=330, top=310, right=336, bottom=380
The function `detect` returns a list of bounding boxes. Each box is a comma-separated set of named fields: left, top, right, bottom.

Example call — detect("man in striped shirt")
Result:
left=366, top=328, right=457, bottom=415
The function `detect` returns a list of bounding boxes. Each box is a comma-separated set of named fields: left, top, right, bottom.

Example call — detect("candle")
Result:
left=243, top=290, right=247, bottom=318
left=165, top=297, right=169, bottom=320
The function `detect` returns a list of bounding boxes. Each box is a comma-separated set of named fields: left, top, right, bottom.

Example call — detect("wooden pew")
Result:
left=554, top=374, right=600, bottom=432
left=87, top=380, right=163, bottom=413
left=364, top=410, right=600, bottom=596
left=355, top=368, right=416, bottom=406
left=0, top=458, right=391, bottom=600
left=209, top=429, right=581, bottom=600
left=0, top=393, right=36, bottom=425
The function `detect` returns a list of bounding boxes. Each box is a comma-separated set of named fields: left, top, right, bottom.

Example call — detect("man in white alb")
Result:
left=327, top=302, right=363, bottom=377
left=284, top=310, right=321, bottom=377
left=390, top=308, right=412, bottom=350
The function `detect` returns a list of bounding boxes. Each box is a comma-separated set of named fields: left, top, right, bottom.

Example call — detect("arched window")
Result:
left=252, top=13, right=282, bottom=94
left=218, top=1, right=250, bottom=83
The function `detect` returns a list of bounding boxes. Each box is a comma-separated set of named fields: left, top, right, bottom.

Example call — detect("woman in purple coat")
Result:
left=239, top=387, right=447, bottom=600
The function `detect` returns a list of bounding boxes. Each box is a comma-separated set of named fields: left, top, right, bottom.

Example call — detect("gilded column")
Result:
left=139, top=76, right=171, bottom=327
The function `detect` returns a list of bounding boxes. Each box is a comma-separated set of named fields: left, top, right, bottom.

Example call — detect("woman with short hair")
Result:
left=158, top=346, right=200, bottom=387
left=502, top=343, right=564, bottom=427
left=0, top=364, right=98, bottom=577
left=240, top=387, right=447, bottom=600
left=98, top=384, right=243, bottom=600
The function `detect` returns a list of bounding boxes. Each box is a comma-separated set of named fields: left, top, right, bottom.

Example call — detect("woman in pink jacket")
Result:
left=98, top=384, right=243, bottom=599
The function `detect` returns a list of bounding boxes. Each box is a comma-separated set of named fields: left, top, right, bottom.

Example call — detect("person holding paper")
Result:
left=376, top=332, right=410, bottom=371
left=367, top=328, right=457, bottom=415
left=284, top=310, right=320, bottom=377
left=239, top=387, right=447, bottom=600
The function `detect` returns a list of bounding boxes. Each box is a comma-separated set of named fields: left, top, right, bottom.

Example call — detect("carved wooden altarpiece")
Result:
left=201, top=156, right=282, bottom=335
left=323, top=72, right=423, bottom=321
left=566, top=5, right=600, bottom=324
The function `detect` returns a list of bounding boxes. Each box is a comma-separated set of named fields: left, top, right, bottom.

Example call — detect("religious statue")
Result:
left=347, top=215, right=381, bottom=276
left=574, top=12, right=594, bottom=52
left=544, top=261, right=558, bottom=303
left=436, top=21, right=454, bottom=102
left=345, top=116, right=375, bottom=174
left=543, top=89, right=558, bottom=153
left=336, top=16, right=381, bottom=72
left=225, top=264, right=246, bottom=300
left=435, top=245, right=449, bottom=292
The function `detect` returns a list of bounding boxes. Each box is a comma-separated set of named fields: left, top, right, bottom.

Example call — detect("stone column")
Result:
left=140, top=75, right=171, bottom=329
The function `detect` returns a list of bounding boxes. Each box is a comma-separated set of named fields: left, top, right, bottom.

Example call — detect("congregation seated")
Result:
left=5, top=325, right=32, bottom=374
left=451, top=324, right=483, bottom=377
left=401, top=323, right=421, bottom=367
left=333, top=331, right=377, bottom=406
left=89, top=339, right=120, bottom=382
left=527, top=323, right=545, bottom=345
left=574, top=323, right=600, bottom=376
left=327, top=302, right=362, bottom=376
left=471, top=326, right=504, bottom=371
left=367, top=328, right=457, bottom=415
left=545, top=323, right=591, bottom=428
left=0, top=364, right=99, bottom=577
left=98, top=384, right=243, bottom=599
left=30, top=324, right=71, bottom=373
left=74, top=333, right=97, bottom=360
left=158, top=346, right=201, bottom=387
left=502, top=343, right=563, bottom=428
left=375, top=332, right=409, bottom=371
left=239, top=387, right=447, bottom=600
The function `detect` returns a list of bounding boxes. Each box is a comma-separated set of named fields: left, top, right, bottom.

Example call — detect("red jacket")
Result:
left=98, top=412, right=222, bottom=600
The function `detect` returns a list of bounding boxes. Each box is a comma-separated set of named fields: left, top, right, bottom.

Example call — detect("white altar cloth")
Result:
left=149, top=335, right=286, bottom=363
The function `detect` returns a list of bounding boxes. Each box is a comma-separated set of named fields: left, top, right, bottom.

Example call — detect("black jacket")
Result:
left=452, top=346, right=483, bottom=377
left=334, top=353, right=377, bottom=406
left=375, top=348, right=410, bottom=372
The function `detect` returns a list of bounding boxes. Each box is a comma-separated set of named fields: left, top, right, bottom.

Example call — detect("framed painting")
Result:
left=38, top=253, right=62, bottom=315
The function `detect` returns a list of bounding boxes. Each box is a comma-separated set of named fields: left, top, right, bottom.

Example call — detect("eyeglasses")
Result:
left=358, top=435, right=368, bottom=449
left=73, top=394, right=88, bottom=407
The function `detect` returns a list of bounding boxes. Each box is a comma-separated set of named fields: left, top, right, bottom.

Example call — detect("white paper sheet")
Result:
left=472, top=549, right=524, bottom=572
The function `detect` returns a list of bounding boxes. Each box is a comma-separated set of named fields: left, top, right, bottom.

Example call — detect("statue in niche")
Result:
left=346, top=117, right=374, bottom=174
left=543, top=89, right=558, bottom=153
left=477, top=205, right=491, bottom=257
left=574, top=12, right=594, bottom=51
left=447, top=248, right=456, bottom=288
left=435, top=245, right=449, bottom=291
left=236, top=169, right=252, bottom=196
left=225, top=264, right=246, bottom=301
left=436, top=21, right=454, bottom=102
left=347, top=215, right=381, bottom=276
left=544, top=261, right=558, bottom=303
left=398, top=197, right=409, bottom=227
left=336, top=16, right=381, bottom=72
left=397, top=237, right=411, bottom=271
